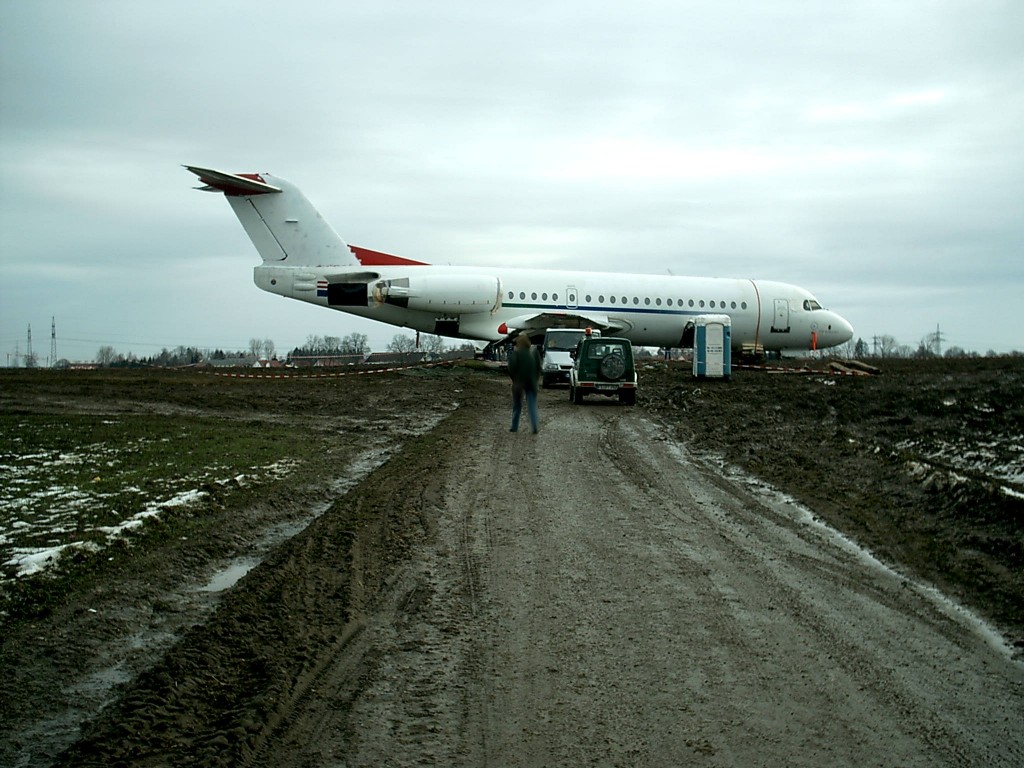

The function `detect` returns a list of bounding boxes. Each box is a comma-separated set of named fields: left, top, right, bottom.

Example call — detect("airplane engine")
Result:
left=372, top=275, right=502, bottom=314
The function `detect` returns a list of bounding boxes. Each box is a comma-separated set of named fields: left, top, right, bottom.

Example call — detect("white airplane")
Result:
left=185, top=166, right=854, bottom=354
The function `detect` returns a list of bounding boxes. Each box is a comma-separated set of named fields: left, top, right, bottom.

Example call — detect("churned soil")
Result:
left=1, top=357, right=1021, bottom=767
left=641, top=355, right=1024, bottom=642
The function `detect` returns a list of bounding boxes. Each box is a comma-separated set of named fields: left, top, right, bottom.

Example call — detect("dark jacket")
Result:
left=508, top=346, right=541, bottom=392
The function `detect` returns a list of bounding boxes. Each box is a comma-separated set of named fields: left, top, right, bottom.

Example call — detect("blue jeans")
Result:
left=511, top=386, right=539, bottom=433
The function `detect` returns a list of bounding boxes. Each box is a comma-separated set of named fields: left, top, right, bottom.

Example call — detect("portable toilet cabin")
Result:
left=692, top=314, right=732, bottom=379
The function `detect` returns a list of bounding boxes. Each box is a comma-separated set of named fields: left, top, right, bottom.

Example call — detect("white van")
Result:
left=540, top=328, right=600, bottom=387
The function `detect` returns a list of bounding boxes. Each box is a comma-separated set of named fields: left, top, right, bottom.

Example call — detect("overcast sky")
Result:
left=2, top=0, right=1022, bottom=363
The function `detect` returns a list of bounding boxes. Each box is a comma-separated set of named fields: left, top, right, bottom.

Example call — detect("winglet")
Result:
left=183, top=165, right=282, bottom=195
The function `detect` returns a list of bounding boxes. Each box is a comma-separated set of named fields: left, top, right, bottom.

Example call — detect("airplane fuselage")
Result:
left=254, top=262, right=852, bottom=352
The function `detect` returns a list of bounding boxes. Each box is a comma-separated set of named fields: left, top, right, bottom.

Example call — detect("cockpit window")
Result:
left=803, top=299, right=822, bottom=311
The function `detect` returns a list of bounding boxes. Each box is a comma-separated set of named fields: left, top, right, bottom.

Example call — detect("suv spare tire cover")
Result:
left=600, top=353, right=626, bottom=380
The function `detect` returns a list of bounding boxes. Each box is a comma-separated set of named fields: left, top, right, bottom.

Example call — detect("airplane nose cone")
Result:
left=832, top=313, right=854, bottom=344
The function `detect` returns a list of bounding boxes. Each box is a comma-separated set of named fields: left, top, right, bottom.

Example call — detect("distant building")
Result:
left=207, top=355, right=257, bottom=368
left=365, top=351, right=427, bottom=366
left=288, top=353, right=367, bottom=368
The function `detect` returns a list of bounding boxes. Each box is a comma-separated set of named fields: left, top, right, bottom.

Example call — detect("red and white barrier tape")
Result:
left=205, top=360, right=452, bottom=379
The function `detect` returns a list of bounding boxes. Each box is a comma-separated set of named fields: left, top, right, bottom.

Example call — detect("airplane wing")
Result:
left=499, top=311, right=632, bottom=336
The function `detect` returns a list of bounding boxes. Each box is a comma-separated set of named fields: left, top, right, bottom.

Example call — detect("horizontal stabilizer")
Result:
left=186, top=165, right=358, bottom=266
left=183, top=165, right=281, bottom=195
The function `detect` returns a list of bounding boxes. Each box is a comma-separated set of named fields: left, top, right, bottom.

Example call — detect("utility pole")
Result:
left=26, top=325, right=34, bottom=368
left=933, top=324, right=945, bottom=356
left=51, top=317, right=57, bottom=367
left=925, top=324, right=945, bottom=356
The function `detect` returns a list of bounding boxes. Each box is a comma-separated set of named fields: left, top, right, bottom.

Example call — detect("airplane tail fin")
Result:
left=184, top=166, right=359, bottom=268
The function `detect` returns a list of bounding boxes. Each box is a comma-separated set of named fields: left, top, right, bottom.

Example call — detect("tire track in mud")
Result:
left=252, top=394, right=498, bottom=767
left=327, top=401, right=527, bottom=766
left=602, top=415, right=1020, bottom=767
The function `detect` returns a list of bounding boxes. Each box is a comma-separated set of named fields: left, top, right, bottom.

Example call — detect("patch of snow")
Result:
left=5, top=540, right=100, bottom=577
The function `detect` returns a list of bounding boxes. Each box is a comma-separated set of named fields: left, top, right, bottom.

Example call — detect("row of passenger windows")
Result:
left=507, top=290, right=748, bottom=311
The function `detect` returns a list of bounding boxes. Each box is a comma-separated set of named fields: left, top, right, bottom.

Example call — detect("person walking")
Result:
left=507, top=332, right=541, bottom=433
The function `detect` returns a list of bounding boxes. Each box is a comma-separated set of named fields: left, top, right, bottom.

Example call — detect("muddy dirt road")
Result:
left=257, top=396, right=1022, bottom=767
left=2, top=363, right=1022, bottom=766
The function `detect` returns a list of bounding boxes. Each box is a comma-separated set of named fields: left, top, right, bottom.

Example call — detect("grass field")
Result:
left=1, top=411, right=308, bottom=579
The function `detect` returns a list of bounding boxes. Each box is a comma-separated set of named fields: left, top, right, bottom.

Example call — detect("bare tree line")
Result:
left=840, top=334, right=1018, bottom=360
left=28, top=328, right=1021, bottom=369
